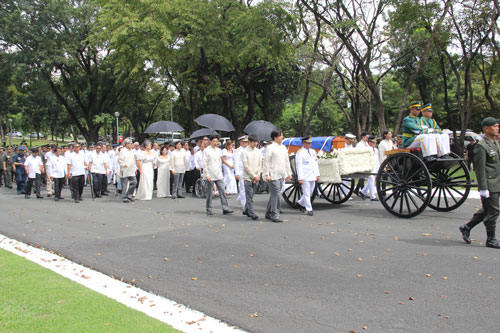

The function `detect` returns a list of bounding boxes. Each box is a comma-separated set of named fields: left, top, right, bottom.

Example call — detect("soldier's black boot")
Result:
left=459, top=224, right=471, bottom=244
left=486, top=230, right=500, bottom=249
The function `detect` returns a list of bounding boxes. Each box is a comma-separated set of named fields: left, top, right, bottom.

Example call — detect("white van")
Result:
left=154, top=132, right=182, bottom=144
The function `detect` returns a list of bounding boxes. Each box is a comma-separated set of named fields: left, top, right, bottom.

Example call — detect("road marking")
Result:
left=0, top=234, right=245, bottom=333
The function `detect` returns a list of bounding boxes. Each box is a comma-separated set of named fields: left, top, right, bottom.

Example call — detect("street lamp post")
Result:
left=8, top=119, right=13, bottom=147
left=114, top=112, right=120, bottom=145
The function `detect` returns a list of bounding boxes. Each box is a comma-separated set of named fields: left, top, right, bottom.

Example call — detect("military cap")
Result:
left=238, top=135, right=249, bottom=142
left=345, top=133, right=356, bottom=139
left=481, top=117, right=499, bottom=128
left=421, top=103, right=433, bottom=112
left=18, top=145, right=26, bottom=150
left=302, top=136, right=312, bottom=143
left=409, top=101, right=421, bottom=109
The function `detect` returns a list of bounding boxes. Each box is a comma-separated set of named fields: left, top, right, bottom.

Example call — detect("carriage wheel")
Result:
left=427, top=152, right=471, bottom=211
left=282, top=155, right=317, bottom=209
left=318, top=178, right=355, bottom=204
left=376, top=152, right=432, bottom=218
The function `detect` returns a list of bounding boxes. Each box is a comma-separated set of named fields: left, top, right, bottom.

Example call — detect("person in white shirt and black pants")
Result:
left=48, top=147, right=67, bottom=201
left=296, top=137, right=320, bottom=216
left=24, top=148, right=44, bottom=199
left=67, top=144, right=87, bottom=203
left=263, top=130, right=292, bottom=223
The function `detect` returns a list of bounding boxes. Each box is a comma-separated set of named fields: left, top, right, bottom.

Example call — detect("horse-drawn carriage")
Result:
left=283, top=136, right=473, bottom=218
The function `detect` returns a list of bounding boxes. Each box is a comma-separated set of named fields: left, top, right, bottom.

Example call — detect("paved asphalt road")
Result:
left=1, top=186, right=500, bottom=332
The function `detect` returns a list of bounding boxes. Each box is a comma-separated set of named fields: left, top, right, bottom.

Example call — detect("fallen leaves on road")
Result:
left=248, top=312, right=258, bottom=318
left=425, top=274, right=431, bottom=277
left=191, top=277, right=198, bottom=280
left=422, top=233, right=431, bottom=237
left=442, top=276, right=448, bottom=280
left=163, top=258, right=168, bottom=261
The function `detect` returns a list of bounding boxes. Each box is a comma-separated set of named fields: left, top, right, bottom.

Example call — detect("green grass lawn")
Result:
left=0, top=249, right=179, bottom=332
left=6, top=137, right=69, bottom=148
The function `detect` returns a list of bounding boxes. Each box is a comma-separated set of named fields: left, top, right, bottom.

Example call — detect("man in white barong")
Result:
left=203, top=135, right=233, bottom=215
left=263, top=130, right=292, bottom=223
left=118, top=138, right=139, bottom=203
left=360, top=136, right=380, bottom=201
left=296, top=137, right=320, bottom=216
left=241, top=134, right=262, bottom=220
left=48, top=147, right=67, bottom=201
left=234, top=135, right=249, bottom=213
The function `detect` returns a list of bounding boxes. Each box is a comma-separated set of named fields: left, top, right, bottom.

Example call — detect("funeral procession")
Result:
left=1, top=0, right=500, bottom=332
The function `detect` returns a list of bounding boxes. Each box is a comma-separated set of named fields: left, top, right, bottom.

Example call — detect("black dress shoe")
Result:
left=59, top=197, right=64, bottom=200
left=178, top=195, right=185, bottom=198
left=223, top=209, right=234, bottom=215
left=370, top=198, right=379, bottom=202
left=486, top=238, right=500, bottom=249
left=206, top=211, right=213, bottom=216
left=271, top=218, right=283, bottom=223
left=250, top=214, right=259, bottom=220
left=96, top=195, right=102, bottom=198
left=359, top=193, right=366, bottom=200
left=242, top=210, right=249, bottom=216
left=74, top=199, right=79, bottom=203
left=36, top=196, right=44, bottom=199
left=459, top=225, right=471, bottom=244
left=265, top=214, right=272, bottom=220
left=101, top=192, right=108, bottom=196
left=47, top=194, right=52, bottom=197
left=306, top=211, right=314, bottom=216
left=79, top=197, right=84, bottom=201
left=298, top=205, right=305, bottom=213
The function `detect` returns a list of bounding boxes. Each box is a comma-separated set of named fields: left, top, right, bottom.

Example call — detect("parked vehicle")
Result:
left=29, top=132, right=44, bottom=138
left=8, top=131, right=23, bottom=137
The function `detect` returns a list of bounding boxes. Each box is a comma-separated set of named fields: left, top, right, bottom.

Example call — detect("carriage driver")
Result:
left=402, top=102, right=439, bottom=160
left=419, top=103, right=450, bottom=157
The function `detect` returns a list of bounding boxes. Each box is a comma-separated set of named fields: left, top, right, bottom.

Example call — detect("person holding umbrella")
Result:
left=203, top=135, right=233, bottom=215
left=263, top=130, right=292, bottom=223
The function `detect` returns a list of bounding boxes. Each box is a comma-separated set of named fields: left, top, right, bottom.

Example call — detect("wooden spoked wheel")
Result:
left=376, top=152, right=432, bottom=218
left=317, top=178, right=355, bottom=204
left=427, top=152, right=471, bottom=211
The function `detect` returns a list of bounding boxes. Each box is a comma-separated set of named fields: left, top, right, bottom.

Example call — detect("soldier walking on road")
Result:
left=460, top=117, right=500, bottom=249
left=1, top=146, right=14, bottom=188
left=13, top=146, right=27, bottom=195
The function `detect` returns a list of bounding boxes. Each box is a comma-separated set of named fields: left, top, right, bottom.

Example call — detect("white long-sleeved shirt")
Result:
left=295, top=147, right=320, bottom=182
left=118, top=148, right=138, bottom=178
left=234, top=146, right=244, bottom=177
left=170, top=149, right=187, bottom=173
left=203, top=146, right=223, bottom=181
left=241, top=146, right=262, bottom=181
left=356, top=140, right=370, bottom=148
left=48, top=155, right=67, bottom=178
left=378, top=139, right=396, bottom=162
left=263, top=142, right=292, bottom=181
left=194, top=150, right=204, bottom=169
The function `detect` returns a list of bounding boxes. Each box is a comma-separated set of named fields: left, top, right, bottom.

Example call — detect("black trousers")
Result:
left=92, top=173, right=104, bottom=196
left=26, top=174, right=42, bottom=197
left=0, top=169, right=3, bottom=186
left=101, top=173, right=108, bottom=193
left=71, top=175, right=85, bottom=200
left=53, top=177, right=65, bottom=198
left=184, top=170, right=194, bottom=192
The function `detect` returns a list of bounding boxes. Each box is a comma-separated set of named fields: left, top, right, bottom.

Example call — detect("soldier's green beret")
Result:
left=481, top=117, right=499, bottom=128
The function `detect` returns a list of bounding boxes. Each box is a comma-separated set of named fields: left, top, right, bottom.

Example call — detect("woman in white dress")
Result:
left=378, top=130, right=397, bottom=163
left=222, top=140, right=237, bottom=194
left=156, top=146, right=171, bottom=198
left=135, top=141, right=157, bottom=200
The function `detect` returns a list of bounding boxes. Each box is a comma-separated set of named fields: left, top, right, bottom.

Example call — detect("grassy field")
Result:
left=0, top=249, right=179, bottom=332
left=5, top=137, right=69, bottom=148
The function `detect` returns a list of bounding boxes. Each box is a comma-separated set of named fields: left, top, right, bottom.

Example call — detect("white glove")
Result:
left=428, top=128, right=434, bottom=133
left=479, top=190, right=490, bottom=198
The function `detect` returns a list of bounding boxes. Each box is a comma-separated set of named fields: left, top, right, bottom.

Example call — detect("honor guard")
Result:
left=402, top=102, right=439, bottom=159
left=296, top=136, right=320, bottom=215
left=419, top=103, right=450, bottom=156
left=460, top=117, right=500, bottom=249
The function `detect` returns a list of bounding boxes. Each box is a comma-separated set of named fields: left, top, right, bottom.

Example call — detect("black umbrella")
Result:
left=144, top=121, right=184, bottom=134
left=194, top=114, right=235, bottom=132
left=243, top=120, right=278, bottom=141
left=189, top=128, right=219, bottom=139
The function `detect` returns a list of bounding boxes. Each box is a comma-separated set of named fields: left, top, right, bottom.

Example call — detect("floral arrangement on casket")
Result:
left=337, top=148, right=373, bottom=175
left=317, top=150, right=341, bottom=183
left=317, top=148, right=374, bottom=183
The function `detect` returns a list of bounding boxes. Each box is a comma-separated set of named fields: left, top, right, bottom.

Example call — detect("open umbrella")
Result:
left=144, top=121, right=184, bottom=134
left=189, top=128, right=219, bottom=139
left=243, top=120, right=278, bottom=141
left=194, top=114, right=235, bottom=132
